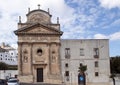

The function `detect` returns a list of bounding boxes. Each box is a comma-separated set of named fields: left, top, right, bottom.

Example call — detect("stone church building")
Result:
left=14, top=6, right=111, bottom=85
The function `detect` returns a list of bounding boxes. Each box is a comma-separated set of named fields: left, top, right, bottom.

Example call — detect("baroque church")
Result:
left=14, top=6, right=111, bottom=85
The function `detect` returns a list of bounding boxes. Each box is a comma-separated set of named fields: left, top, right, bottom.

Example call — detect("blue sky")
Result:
left=0, top=0, right=120, bottom=56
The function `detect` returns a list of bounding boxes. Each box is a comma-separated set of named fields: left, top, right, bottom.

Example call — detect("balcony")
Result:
left=65, top=54, right=70, bottom=59
left=94, top=55, right=99, bottom=58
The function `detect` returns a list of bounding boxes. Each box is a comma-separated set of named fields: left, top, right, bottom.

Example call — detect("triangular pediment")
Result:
left=25, top=26, right=56, bottom=33
left=14, top=23, right=63, bottom=35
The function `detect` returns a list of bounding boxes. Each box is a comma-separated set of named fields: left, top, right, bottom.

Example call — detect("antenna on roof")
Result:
left=28, top=7, right=30, bottom=13
left=38, top=4, right=40, bottom=9
left=48, top=8, right=50, bottom=14
left=19, top=16, right=21, bottom=23
left=57, top=17, right=59, bottom=24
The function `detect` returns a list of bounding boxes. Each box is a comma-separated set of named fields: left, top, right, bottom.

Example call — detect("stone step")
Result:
left=20, top=82, right=64, bottom=85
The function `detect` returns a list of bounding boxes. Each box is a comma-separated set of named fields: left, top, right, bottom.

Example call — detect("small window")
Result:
left=0, top=58, right=2, bottom=60
left=65, top=63, right=68, bottom=67
left=65, top=71, right=69, bottom=76
left=80, top=63, right=83, bottom=66
left=95, top=72, right=99, bottom=77
left=80, top=48, right=84, bottom=56
left=11, top=53, right=13, bottom=55
left=95, top=61, right=98, bottom=67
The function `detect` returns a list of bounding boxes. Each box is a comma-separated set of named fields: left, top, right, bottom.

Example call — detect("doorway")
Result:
left=37, top=68, right=43, bottom=82
left=78, top=73, right=86, bottom=85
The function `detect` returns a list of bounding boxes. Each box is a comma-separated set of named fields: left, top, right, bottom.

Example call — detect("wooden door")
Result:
left=37, top=68, right=43, bottom=82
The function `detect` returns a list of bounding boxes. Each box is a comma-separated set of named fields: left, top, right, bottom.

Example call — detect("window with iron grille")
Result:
left=65, top=71, right=69, bottom=76
left=65, top=48, right=70, bottom=59
left=80, top=48, right=84, bottom=56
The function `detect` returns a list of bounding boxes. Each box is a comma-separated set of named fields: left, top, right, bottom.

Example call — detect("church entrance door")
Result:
left=37, top=68, right=43, bottom=82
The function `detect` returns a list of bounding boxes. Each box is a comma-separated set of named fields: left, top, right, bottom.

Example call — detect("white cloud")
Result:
left=94, top=34, right=108, bottom=39
left=94, top=32, right=120, bottom=40
left=28, top=0, right=75, bottom=23
left=102, top=18, right=120, bottom=29
left=110, top=32, right=120, bottom=40
left=99, top=0, right=120, bottom=9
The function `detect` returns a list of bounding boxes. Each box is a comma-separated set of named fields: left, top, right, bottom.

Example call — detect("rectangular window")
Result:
left=65, top=48, right=70, bottom=59
left=95, top=61, right=98, bottom=67
left=11, top=53, right=13, bottom=55
left=93, top=48, right=99, bottom=58
left=65, top=63, right=68, bottom=68
left=95, top=72, right=99, bottom=77
left=65, top=71, right=69, bottom=76
left=80, top=63, right=83, bottom=66
left=80, top=48, right=84, bottom=56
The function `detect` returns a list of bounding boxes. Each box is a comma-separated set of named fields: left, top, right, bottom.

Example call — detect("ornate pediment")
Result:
left=14, top=23, right=63, bottom=35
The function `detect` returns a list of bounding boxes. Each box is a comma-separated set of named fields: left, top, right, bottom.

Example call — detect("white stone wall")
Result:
left=0, top=50, right=18, bottom=65
left=9, top=49, right=18, bottom=65
left=0, top=70, right=18, bottom=79
left=60, top=39, right=111, bottom=85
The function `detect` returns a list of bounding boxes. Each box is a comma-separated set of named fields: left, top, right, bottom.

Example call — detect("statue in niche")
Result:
left=52, top=50, right=56, bottom=62
left=23, top=49, right=28, bottom=63
left=37, top=48, right=43, bottom=56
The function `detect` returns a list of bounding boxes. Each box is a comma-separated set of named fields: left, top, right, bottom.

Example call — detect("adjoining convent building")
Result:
left=14, top=6, right=111, bottom=85
left=60, top=39, right=111, bottom=85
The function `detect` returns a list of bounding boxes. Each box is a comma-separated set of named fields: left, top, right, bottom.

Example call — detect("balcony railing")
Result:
left=94, top=55, right=99, bottom=58
left=65, top=54, right=70, bottom=59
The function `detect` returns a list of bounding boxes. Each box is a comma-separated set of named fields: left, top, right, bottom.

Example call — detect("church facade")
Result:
left=14, top=7, right=111, bottom=85
left=14, top=7, right=62, bottom=84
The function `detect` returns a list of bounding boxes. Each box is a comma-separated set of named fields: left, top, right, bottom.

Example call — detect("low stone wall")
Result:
left=110, top=77, right=120, bottom=85
left=0, top=70, right=18, bottom=79
left=114, top=77, right=120, bottom=85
